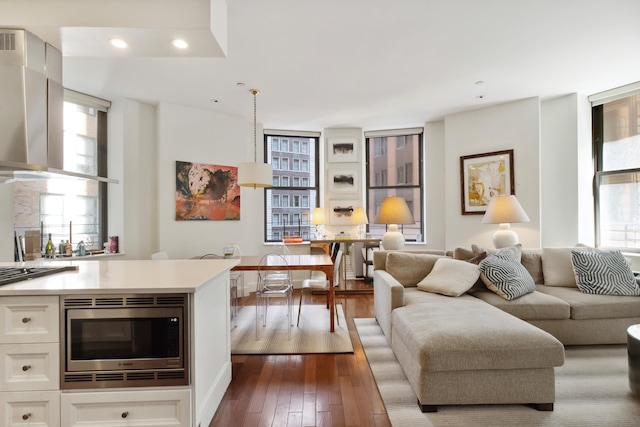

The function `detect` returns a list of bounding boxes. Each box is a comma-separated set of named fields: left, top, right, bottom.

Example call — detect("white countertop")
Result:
left=0, top=259, right=239, bottom=295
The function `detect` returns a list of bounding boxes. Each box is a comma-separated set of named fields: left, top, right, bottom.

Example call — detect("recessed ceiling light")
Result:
left=109, top=38, right=128, bottom=49
left=475, top=80, right=484, bottom=85
left=476, top=95, right=485, bottom=99
left=210, top=99, right=219, bottom=103
left=236, top=82, right=245, bottom=87
left=172, top=39, right=188, bottom=49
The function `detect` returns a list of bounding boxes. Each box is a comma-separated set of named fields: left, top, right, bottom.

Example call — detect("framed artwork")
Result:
left=175, top=160, right=240, bottom=221
left=328, top=199, right=359, bottom=226
left=327, top=165, right=359, bottom=194
left=460, top=149, right=514, bottom=215
left=327, top=138, right=358, bottom=163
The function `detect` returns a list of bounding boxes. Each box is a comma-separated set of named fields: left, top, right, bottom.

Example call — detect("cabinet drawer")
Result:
left=0, top=296, right=59, bottom=343
left=61, top=388, right=191, bottom=427
left=0, top=343, right=60, bottom=391
left=0, top=390, right=60, bottom=427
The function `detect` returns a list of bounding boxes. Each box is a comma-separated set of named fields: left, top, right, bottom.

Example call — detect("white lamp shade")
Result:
left=238, top=162, right=273, bottom=188
left=481, top=195, right=529, bottom=224
left=352, top=207, right=369, bottom=225
left=311, top=207, right=326, bottom=225
left=375, top=197, right=414, bottom=225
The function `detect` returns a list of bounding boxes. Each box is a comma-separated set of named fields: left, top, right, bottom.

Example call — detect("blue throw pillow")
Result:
left=479, top=250, right=536, bottom=300
left=571, top=250, right=640, bottom=296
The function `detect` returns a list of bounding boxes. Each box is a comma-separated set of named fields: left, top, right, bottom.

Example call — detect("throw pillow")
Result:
left=571, top=250, right=640, bottom=296
left=479, top=250, right=536, bottom=300
left=453, top=247, right=475, bottom=260
left=542, top=246, right=593, bottom=287
left=385, top=252, right=444, bottom=287
left=472, top=243, right=522, bottom=262
left=416, top=257, right=481, bottom=297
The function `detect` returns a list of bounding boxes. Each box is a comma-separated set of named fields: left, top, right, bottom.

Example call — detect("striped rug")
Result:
left=231, top=304, right=353, bottom=354
left=354, top=318, right=640, bottom=426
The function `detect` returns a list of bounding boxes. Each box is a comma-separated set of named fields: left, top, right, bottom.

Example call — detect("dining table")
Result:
left=231, top=254, right=337, bottom=332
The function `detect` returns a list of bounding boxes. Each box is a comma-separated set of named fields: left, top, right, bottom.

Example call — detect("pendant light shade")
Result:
left=238, top=89, right=273, bottom=188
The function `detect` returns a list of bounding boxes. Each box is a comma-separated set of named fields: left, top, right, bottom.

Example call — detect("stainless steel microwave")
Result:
left=60, top=293, right=189, bottom=389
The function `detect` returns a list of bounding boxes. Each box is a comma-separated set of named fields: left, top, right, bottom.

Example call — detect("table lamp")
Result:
left=375, top=197, right=414, bottom=250
left=311, top=207, right=326, bottom=240
left=482, top=195, right=530, bottom=248
left=352, top=207, right=369, bottom=239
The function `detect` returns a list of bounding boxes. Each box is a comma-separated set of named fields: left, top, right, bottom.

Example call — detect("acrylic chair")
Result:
left=256, top=253, right=294, bottom=339
left=296, top=249, right=343, bottom=327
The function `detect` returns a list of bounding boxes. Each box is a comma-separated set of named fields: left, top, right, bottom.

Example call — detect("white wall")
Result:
left=0, top=185, right=14, bottom=261
left=155, top=102, right=268, bottom=259
left=423, top=120, right=446, bottom=249
left=540, top=94, right=594, bottom=247
left=443, top=97, right=542, bottom=249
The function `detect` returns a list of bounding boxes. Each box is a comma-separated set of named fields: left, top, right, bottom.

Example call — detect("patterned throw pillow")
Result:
left=479, top=250, right=536, bottom=300
left=570, top=250, right=640, bottom=296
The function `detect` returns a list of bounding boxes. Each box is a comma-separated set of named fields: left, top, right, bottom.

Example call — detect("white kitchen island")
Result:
left=0, top=259, right=238, bottom=427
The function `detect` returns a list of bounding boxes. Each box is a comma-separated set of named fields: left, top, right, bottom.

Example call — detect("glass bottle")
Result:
left=65, top=240, right=72, bottom=257
left=45, top=234, right=55, bottom=258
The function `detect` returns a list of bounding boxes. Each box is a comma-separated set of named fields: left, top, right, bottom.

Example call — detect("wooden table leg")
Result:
left=324, top=265, right=335, bottom=332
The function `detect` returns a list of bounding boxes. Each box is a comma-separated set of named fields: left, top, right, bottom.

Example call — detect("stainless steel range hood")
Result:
left=0, top=29, right=116, bottom=184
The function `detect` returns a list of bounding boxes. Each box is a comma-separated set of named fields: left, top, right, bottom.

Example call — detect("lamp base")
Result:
left=381, top=224, right=405, bottom=250
left=492, top=223, right=519, bottom=249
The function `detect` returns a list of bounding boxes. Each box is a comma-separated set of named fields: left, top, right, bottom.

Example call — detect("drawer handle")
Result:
left=121, top=411, right=129, bottom=419
left=22, top=413, right=31, bottom=420
left=22, top=365, right=31, bottom=371
left=22, top=317, right=31, bottom=324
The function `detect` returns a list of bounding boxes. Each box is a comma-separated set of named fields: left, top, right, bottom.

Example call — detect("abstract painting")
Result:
left=327, top=138, right=358, bottom=162
left=460, top=149, right=514, bottom=215
left=175, top=161, right=240, bottom=220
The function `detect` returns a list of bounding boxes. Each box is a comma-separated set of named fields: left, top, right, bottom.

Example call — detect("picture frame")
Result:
left=328, top=199, right=359, bottom=226
left=327, top=165, right=359, bottom=194
left=327, top=138, right=358, bottom=163
left=460, top=149, right=514, bottom=215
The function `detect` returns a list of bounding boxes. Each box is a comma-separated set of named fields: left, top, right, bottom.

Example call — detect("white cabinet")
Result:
left=0, top=391, right=60, bottom=427
left=61, top=389, right=191, bottom=427
left=0, top=296, right=61, bottom=427
left=0, top=296, right=59, bottom=343
left=0, top=343, right=59, bottom=391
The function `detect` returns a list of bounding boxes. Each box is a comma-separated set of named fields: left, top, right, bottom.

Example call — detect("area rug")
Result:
left=354, top=318, right=640, bottom=427
left=231, top=304, right=353, bottom=354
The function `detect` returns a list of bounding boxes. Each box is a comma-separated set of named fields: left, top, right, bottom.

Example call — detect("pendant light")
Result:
left=238, top=89, right=273, bottom=188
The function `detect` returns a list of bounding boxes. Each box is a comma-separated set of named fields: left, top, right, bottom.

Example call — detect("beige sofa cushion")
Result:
left=536, top=284, right=640, bottom=320
left=385, top=252, right=445, bottom=287
left=391, top=299, right=565, bottom=372
left=416, top=257, right=480, bottom=296
left=520, top=249, right=544, bottom=284
left=472, top=290, right=570, bottom=320
left=373, top=249, right=445, bottom=271
left=472, top=243, right=522, bottom=262
left=541, top=247, right=593, bottom=287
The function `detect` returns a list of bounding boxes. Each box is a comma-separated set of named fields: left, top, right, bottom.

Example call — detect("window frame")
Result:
left=365, top=131, right=424, bottom=242
left=264, top=132, right=320, bottom=242
left=592, top=92, right=640, bottom=250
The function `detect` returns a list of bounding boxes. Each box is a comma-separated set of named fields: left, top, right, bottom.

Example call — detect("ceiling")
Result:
left=3, top=0, right=640, bottom=132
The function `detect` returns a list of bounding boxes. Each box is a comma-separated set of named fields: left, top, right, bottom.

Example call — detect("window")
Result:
left=272, top=138, right=280, bottom=151
left=265, top=132, right=320, bottom=242
left=273, top=176, right=280, bottom=186
left=272, top=157, right=280, bottom=170
left=592, top=88, right=640, bottom=248
left=366, top=130, right=423, bottom=242
left=273, top=213, right=280, bottom=225
left=13, top=90, right=110, bottom=253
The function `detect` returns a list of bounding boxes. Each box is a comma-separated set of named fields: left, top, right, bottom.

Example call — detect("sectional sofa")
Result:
left=372, top=245, right=640, bottom=412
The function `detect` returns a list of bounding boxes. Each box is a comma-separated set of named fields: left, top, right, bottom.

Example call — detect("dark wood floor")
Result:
left=209, top=281, right=391, bottom=427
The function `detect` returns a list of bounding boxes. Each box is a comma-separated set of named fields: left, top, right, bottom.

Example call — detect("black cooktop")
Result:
left=0, top=266, right=78, bottom=286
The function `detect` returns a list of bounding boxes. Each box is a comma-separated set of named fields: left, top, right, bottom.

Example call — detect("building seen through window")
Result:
left=265, top=133, right=319, bottom=242
left=366, top=131, right=423, bottom=241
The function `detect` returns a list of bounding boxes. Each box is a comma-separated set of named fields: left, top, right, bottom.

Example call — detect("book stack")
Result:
left=283, top=236, right=303, bottom=244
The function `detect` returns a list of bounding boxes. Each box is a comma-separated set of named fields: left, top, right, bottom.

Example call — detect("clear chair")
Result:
left=256, top=253, right=294, bottom=339
left=296, top=249, right=343, bottom=327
